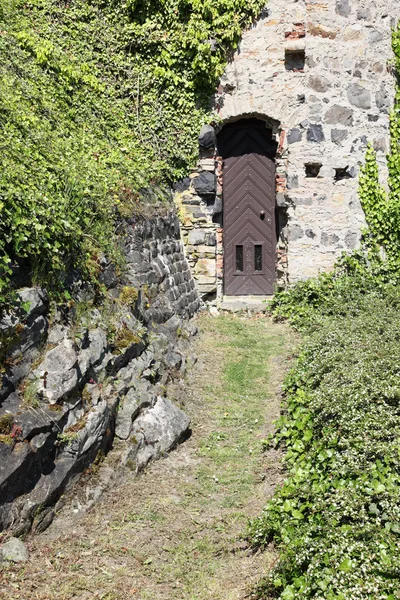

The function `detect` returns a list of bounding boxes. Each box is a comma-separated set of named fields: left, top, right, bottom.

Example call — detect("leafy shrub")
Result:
left=250, top=286, right=400, bottom=599
left=0, top=0, right=265, bottom=300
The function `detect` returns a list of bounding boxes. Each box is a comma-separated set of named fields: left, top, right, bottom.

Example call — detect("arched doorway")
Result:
left=217, top=119, right=278, bottom=296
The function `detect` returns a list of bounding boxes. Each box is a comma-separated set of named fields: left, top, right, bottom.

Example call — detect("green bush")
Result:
left=0, top=0, right=265, bottom=300
left=250, top=285, right=400, bottom=599
left=253, top=24, right=400, bottom=594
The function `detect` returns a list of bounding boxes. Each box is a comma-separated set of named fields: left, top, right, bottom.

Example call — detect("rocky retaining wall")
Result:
left=0, top=210, right=200, bottom=536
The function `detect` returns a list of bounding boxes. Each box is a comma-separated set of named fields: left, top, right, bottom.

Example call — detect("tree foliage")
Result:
left=0, top=0, right=265, bottom=299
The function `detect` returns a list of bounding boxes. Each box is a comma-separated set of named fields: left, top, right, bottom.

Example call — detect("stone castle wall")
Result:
left=177, top=0, right=399, bottom=297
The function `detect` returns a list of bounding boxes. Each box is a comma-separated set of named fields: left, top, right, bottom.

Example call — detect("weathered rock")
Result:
left=198, top=125, right=216, bottom=149
left=192, top=172, right=216, bottom=196
left=1, top=537, right=29, bottom=563
left=17, top=288, right=47, bottom=318
left=131, top=397, right=190, bottom=469
left=35, top=339, right=78, bottom=404
left=78, top=328, right=107, bottom=376
left=325, top=105, right=354, bottom=126
left=347, top=83, right=372, bottom=109
left=163, top=350, right=183, bottom=370
left=307, top=124, right=325, bottom=143
left=0, top=210, right=200, bottom=537
left=115, top=385, right=155, bottom=440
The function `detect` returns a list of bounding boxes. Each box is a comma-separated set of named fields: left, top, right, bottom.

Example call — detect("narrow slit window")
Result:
left=254, top=245, right=263, bottom=272
left=236, top=245, right=244, bottom=272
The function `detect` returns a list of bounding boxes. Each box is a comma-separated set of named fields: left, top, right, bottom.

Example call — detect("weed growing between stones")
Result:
left=0, top=413, right=14, bottom=435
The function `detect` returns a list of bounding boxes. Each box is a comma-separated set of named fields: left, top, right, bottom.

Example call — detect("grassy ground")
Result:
left=0, top=314, right=296, bottom=600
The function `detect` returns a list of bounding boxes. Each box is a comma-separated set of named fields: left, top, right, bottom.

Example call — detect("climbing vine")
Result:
left=0, top=0, right=265, bottom=301
left=356, top=23, right=400, bottom=282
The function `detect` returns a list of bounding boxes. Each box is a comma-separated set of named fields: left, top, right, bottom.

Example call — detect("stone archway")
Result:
left=174, top=115, right=289, bottom=303
left=217, top=118, right=278, bottom=296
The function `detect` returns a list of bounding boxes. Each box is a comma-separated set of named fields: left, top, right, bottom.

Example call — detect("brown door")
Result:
left=218, top=120, right=277, bottom=296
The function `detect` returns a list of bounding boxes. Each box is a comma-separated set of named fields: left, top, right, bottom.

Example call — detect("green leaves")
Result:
left=338, top=558, right=354, bottom=573
left=250, top=288, right=400, bottom=598
left=0, top=0, right=265, bottom=299
left=354, top=23, right=400, bottom=285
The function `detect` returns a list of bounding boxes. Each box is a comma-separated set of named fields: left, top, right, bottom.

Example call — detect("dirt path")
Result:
left=0, top=314, right=296, bottom=600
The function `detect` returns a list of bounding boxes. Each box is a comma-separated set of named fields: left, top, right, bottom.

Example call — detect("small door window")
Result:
left=235, top=245, right=244, bottom=272
left=254, top=245, right=263, bottom=272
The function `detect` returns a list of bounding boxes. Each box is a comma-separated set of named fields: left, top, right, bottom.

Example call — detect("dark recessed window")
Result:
left=305, top=162, right=322, bottom=178
left=335, top=166, right=352, bottom=181
left=285, top=50, right=305, bottom=71
left=236, top=245, right=243, bottom=272
left=254, top=245, right=263, bottom=272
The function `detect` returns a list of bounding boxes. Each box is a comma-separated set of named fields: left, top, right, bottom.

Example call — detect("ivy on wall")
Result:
left=357, top=23, right=400, bottom=282
left=0, top=0, right=265, bottom=300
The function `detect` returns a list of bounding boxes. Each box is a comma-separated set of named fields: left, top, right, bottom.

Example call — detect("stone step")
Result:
left=218, top=295, right=273, bottom=312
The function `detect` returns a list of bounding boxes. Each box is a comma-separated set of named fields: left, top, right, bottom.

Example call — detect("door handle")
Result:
left=260, top=211, right=265, bottom=220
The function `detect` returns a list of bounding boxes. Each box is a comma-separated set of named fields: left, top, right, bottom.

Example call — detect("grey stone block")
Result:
left=288, top=224, right=304, bottom=241
left=192, top=171, right=216, bottom=195
left=321, top=232, right=340, bottom=246
left=347, top=83, right=372, bottom=109
left=307, top=123, right=325, bottom=143
left=336, top=0, right=351, bottom=16
left=376, top=84, right=390, bottom=113
left=309, top=75, right=331, bottom=93
left=287, top=128, right=303, bottom=144
left=331, top=129, right=349, bottom=144
left=287, top=175, right=299, bottom=190
left=345, top=230, right=359, bottom=249
left=325, top=105, right=354, bottom=126
left=198, top=124, right=216, bottom=149
left=188, top=229, right=207, bottom=245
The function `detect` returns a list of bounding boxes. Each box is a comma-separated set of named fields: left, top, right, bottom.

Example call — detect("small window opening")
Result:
left=236, top=245, right=244, bottom=272
left=334, top=166, right=352, bottom=181
left=285, top=50, right=305, bottom=72
left=305, top=162, right=322, bottom=178
left=254, top=245, right=263, bottom=272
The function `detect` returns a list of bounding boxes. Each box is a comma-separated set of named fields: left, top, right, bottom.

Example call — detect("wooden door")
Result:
left=218, top=120, right=277, bottom=296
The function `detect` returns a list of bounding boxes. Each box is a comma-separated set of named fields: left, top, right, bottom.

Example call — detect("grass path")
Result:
left=0, top=314, right=296, bottom=600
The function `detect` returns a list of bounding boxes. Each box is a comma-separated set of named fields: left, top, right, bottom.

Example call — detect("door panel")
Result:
left=219, top=120, right=277, bottom=296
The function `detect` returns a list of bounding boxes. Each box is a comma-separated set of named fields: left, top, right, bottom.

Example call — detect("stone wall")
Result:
left=0, top=210, right=200, bottom=536
left=174, top=129, right=222, bottom=301
left=177, top=0, right=399, bottom=295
